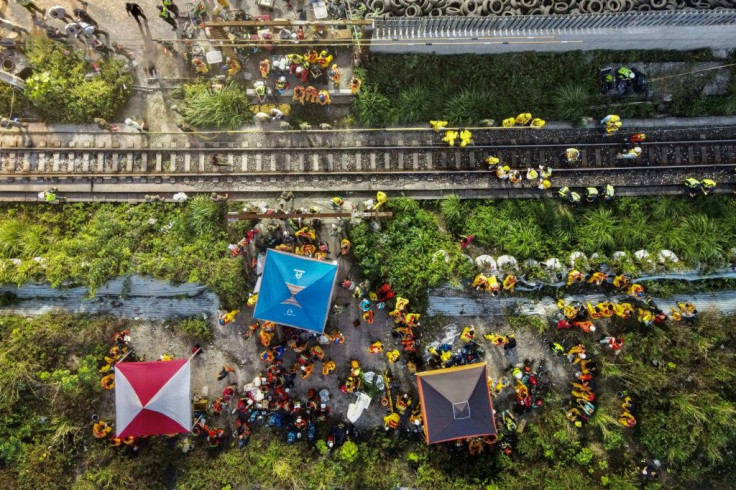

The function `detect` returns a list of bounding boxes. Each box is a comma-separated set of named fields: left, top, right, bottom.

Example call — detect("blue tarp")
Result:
left=253, top=249, right=338, bottom=333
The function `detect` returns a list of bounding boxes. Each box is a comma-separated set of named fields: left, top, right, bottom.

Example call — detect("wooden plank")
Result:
left=226, top=211, right=392, bottom=221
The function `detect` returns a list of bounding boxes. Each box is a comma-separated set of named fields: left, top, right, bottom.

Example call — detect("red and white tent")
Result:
left=115, top=360, right=191, bottom=438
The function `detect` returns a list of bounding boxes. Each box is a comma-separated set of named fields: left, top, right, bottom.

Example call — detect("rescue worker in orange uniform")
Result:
left=322, top=360, right=336, bottom=375
left=93, top=420, right=113, bottom=438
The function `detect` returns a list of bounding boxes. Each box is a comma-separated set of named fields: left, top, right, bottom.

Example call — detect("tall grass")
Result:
left=396, top=86, right=433, bottom=124
left=439, top=194, right=462, bottom=224
left=442, top=88, right=493, bottom=126
left=182, top=83, right=250, bottom=129
left=353, top=86, right=397, bottom=127
left=461, top=196, right=736, bottom=266
left=553, top=83, right=591, bottom=121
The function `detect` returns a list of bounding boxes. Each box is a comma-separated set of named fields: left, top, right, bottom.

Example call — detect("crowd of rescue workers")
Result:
left=85, top=188, right=688, bottom=481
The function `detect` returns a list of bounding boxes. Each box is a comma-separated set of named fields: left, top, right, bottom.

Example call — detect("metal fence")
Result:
left=372, top=9, right=736, bottom=38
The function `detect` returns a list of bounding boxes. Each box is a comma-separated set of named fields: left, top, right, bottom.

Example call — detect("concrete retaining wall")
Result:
left=0, top=276, right=220, bottom=320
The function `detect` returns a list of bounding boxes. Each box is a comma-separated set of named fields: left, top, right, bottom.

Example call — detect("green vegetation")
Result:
left=0, top=198, right=248, bottom=309
left=348, top=198, right=474, bottom=306
left=0, top=312, right=733, bottom=488
left=452, top=195, right=736, bottom=267
left=0, top=313, right=110, bottom=487
left=176, top=316, right=213, bottom=342
left=0, top=84, right=31, bottom=119
left=174, top=82, right=250, bottom=129
left=604, top=310, right=736, bottom=483
left=23, top=41, right=133, bottom=123
left=354, top=50, right=736, bottom=126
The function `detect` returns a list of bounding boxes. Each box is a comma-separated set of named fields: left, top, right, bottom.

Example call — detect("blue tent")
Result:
left=253, top=249, right=338, bottom=334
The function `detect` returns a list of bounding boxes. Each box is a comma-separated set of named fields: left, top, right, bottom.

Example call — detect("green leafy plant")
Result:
left=396, top=85, right=433, bottom=124
left=336, top=440, right=359, bottom=464
left=181, top=82, right=250, bottom=129
left=442, top=88, right=493, bottom=125
left=553, top=82, right=591, bottom=121
left=23, top=41, right=132, bottom=123
left=178, top=316, right=213, bottom=342
left=353, top=86, right=397, bottom=127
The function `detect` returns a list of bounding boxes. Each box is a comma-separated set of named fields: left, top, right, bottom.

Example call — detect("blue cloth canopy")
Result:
left=253, top=249, right=338, bottom=333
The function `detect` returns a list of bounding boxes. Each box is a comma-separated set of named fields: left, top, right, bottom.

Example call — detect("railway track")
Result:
left=0, top=137, right=734, bottom=201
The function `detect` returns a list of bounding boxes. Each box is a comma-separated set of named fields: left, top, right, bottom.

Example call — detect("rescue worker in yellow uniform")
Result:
left=615, top=302, right=634, bottom=319
left=460, top=326, right=475, bottom=343
left=588, top=271, right=608, bottom=286
left=565, top=148, right=580, bottom=164
left=485, top=156, right=500, bottom=169
left=369, top=341, right=383, bottom=354
left=101, top=373, right=115, bottom=390
left=515, top=113, right=532, bottom=125
left=384, top=412, right=400, bottom=430
left=373, top=191, right=388, bottom=210
left=613, top=274, right=631, bottom=290
left=430, top=120, right=448, bottom=132
left=443, top=130, right=459, bottom=146
left=701, top=178, right=717, bottom=195
left=567, top=270, right=585, bottom=286
left=396, top=394, right=412, bottom=414
left=503, top=274, right=518, bottom=293
left=459, top=129, right=472, bottom=147
left=530, top=118, right=546, bottom=128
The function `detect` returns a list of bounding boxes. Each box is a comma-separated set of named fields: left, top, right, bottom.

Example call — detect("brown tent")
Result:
left=415, top=362, right=497, bottom=444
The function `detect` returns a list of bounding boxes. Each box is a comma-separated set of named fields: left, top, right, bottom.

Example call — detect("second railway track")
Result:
left=0, top=136, right=734, bottom=201
left=3, top=139, right=736, bottom=175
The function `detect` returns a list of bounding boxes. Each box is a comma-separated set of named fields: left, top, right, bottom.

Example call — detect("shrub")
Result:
left=336, top=440, right=359, bottom=464
left=181, top=82, right=250, bottom=129
left=553, top=82, right=591, bottom=121
left=349, top=199, right=473, bottom=304
left=178, top=316, right=213, bottom=342
left=353, top=86, right=397, bottom=127
left=396, top=85, right=433, bottom=124
left=0, top=202, right=242, bottom=308
left=23, top=41, right=132, bottom=123
left=442, top=88, right=493, bottom=125
left=439, top=194, right=464, bottom=234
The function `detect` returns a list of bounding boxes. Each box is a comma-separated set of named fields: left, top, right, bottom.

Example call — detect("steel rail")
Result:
left=4, top=139, right=736, bottom=153
left=0, top=163, right=733, bottom=180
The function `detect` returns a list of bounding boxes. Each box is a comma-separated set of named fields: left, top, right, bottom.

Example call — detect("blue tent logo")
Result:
left=254, top=250, right=338, bottom=333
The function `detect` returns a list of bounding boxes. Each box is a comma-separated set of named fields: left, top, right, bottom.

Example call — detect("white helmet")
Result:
left=629, top=72, right=635, bottom=79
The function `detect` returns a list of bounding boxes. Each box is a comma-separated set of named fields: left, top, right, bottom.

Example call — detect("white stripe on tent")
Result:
left=114, top=367, right=143, bottom=436
left=144, top=361, right=192, bottom=432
